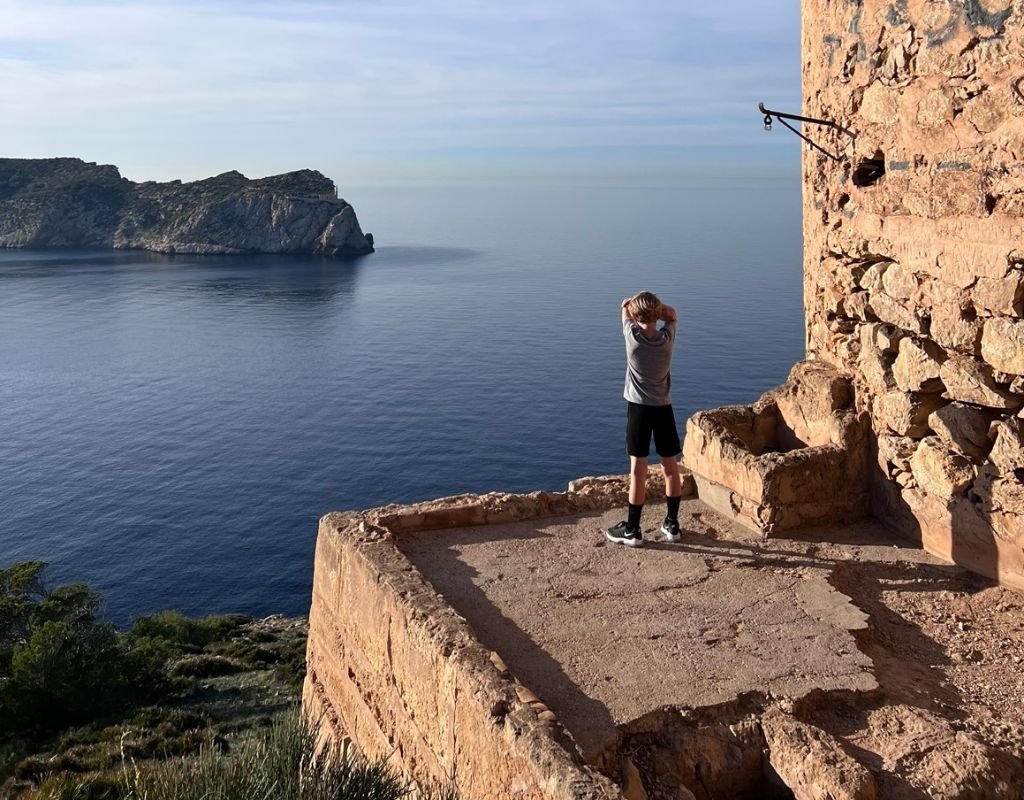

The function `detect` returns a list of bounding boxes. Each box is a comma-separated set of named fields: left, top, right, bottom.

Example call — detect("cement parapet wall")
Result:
left=302, top=473, right=694, bottom=800
left=800, top=0, right=1024, bottom=589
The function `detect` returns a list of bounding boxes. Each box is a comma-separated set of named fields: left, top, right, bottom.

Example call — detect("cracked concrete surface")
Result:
left=399, top=500, right=887, bottom=760
left=398, top=497, right=1024, bottom=798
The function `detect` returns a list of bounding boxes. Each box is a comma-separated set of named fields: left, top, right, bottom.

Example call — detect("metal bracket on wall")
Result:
left=758, top=102, right=857, bottom=163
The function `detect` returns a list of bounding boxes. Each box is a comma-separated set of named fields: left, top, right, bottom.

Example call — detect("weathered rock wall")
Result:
left=0, top=158, right=373, bottom=257
left=802, top=0, right=1024, bottom=589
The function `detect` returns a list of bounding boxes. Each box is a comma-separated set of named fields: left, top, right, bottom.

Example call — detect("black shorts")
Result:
left=626, top=402, right=682, bottom=458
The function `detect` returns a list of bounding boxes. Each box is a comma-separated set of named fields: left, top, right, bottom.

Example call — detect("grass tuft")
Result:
left=38, top=708, right=457, bottom=800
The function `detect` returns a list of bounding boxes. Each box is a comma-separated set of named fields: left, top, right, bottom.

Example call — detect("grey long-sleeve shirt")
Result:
left=622, top=318, right=675, bottom=406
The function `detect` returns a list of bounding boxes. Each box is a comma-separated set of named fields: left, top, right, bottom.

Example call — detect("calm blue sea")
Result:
left=0, top=177, right=804, bottom=623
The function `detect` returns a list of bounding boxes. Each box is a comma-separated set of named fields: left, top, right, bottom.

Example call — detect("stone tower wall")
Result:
left=802, top=0, right=1024, bottom=589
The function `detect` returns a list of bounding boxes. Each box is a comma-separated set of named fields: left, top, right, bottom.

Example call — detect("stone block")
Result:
left=989, top=419, right=1024, bottom=475
left=873, top=390, right=946, bottom=437
left=930, top=304, right=983, bottom=353
left=964, top=90, right=1008, bottom=134
left=867, top=322, right=903, bottom=353
left=895, top=483, right=1024, bottom=593
left=844, top=291, right=872, bottom=320
left=877, top=434, right=917, bottom=473
left=915, top=41, right=973, bottom=79
left=894, top=471, right=917, bottom=488
left=892, top=337, right=945, bottom=393
left=869, top=292, right=928, bottom=335
left=973, top=271, right=1024, bottom=317
left=861, top=84, right=900, bottom=125
left=881, top=262, right=920, bottom=303
left=858, top=342, right=895, bottom=395
left=770, top=360, right=855, bottom=439
left=1001, top=193, right=1024, bottom=217
left=828, top=258, right=865, bottom=294
left=833, top=333, right=861, bottom=366
left=857, top=261, right=889, bottom=293
left=761, top=711, right=877, bottom=800
left=910, top=437, right=976, bottom=500
left=989, top=475, right=1024, bottom=524
left=919, top=277, right=964, bottom=310
left=917, top=89, right=955, bottom=129
left=928, top=403, right=998, bottom=462
left=982, top=318, right=1024, bottom=375
left=940, top=356, right=1022, bottom=409
left=931, top=170, right=989, bottom=217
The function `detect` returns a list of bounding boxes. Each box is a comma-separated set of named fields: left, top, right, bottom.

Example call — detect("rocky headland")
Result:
left=0, top=158, right=374, bottom=257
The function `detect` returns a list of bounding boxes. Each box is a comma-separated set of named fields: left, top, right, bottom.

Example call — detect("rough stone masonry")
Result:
left=801, top=0, right=1024, bottom=590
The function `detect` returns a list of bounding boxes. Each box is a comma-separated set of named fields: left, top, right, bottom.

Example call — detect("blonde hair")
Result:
left=627, top=291, right=662, bottom=324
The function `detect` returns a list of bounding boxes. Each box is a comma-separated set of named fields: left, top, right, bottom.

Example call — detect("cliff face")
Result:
left=802, top=1, right=1024, bottom=588
left=0, top=158, right=374, bottom=257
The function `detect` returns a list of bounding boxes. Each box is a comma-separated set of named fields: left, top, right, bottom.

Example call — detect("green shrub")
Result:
left=211, top=629, right=307, bottom=687
left=214, top=639, right=277, bottom=666
left=127, top=612, right=250, bottom=654
left=0, top=563, right=171, bottom=748
left=0, top=564, right=318, bottom=797
left=168, top=655, right=242, bottom=679
left=0, top=741, right=27, bottom=778
left=0, top=561, right=49, bottom=670
left=121, top=728, right=211, bottom=762
left=35, top=770, right=124, bottom=800
left=243, top=629, right=276, bottom=644
left=13, top=754, right=53, bottom=782
left=124, top=708, right=208, bottom=733
left=105, top=709, right=457, bottom=800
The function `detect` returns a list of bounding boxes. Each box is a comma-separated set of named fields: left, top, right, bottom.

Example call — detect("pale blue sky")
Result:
left=0, top=0, right=801, bottom=183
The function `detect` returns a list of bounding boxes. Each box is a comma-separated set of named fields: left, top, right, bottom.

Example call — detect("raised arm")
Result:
left=660, top=304, right=677, bottom=324
left=621, top=297, right=633, bottom=324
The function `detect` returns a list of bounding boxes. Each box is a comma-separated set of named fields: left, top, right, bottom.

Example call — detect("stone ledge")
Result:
left=683, top=361, right=871, bottom=536
left=303, top=472, right=694, bottom=800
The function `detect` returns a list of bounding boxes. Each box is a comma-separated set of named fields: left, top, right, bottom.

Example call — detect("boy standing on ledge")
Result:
left=606, top=291, right=684, bottom=547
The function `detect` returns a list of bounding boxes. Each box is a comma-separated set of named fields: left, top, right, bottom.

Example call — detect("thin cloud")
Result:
left=0, top=0, right=800, bottom=179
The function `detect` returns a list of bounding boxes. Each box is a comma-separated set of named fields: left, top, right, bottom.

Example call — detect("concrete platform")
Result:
left=306, top=480, right=1024, bottom=799
left=398, top=499, right=898, bottom=760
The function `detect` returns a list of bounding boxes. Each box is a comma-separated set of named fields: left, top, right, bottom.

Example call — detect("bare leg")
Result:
left=629, top=457, right=648, bottom=505
left=661, top=457, right=682, bottom=497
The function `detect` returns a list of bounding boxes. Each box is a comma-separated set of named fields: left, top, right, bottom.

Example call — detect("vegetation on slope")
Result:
left=32, top=710, right=455, bottom=800
left=1, top=561, right=444, bottom=800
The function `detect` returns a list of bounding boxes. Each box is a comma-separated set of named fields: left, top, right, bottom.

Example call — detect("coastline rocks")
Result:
left=0, top=158, right=374, bottom=257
